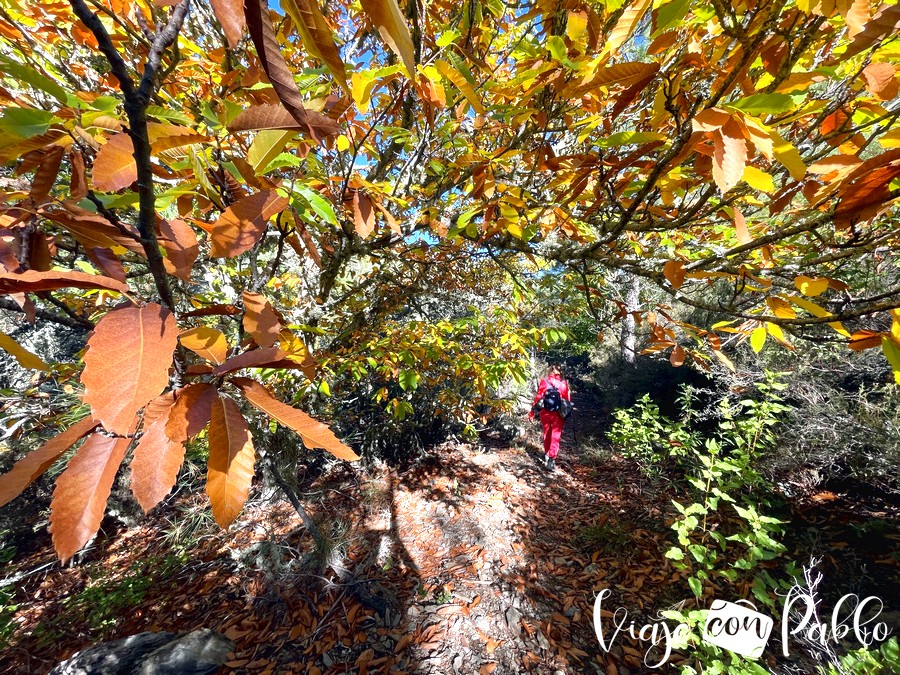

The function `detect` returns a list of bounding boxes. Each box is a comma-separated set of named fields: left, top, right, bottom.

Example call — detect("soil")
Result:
left=0, top=391, right=897, bottom=674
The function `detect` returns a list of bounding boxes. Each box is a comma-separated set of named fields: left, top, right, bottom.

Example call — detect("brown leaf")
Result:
left=244, top=0, right=316, bottom=137
left=49, top=432, right=131, bottom=562
left=243, top=291, right=282, bottom=348
left=351, top=191, right=375, bottom=238
left=69, top=149, right=88, bottom=199
left=207, top=394, right=256, bottom=528
left=208, top=190, right=289, bottom=258
left=30, top=145, right=64, bottom=202
left=211, top=0, right=246, bottom=48
left=158, top=218, right=199, bottom=281
left=86, top=247, right=127, bottom=284
left=40, top=203, right=144, bottom=255
left=670, top=345, right=685, bottom=367
left=81, top=303, right=179, bottom=435
left=142, top=390, right=176, bottom=427
left=0, top=416, right=97, bottom=508
left=734, top=208, right=751, bottom=244
left=842, top=0, right=870, bottom=38
left=232, top=377, right=360, bottom=460
left=227, top=104, right=341, bottom=138
left=92, top=126, right=209, bottom=193
left=165, top=383, right=218, bottom=441
left=131, top=412, right=186, bottom=512
left=0, top=269, right=130, bottom=295
left=180, top=326, right=230, bottom=364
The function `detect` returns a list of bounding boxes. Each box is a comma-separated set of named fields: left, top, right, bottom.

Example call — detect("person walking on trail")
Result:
left=529, top=364, right=572, bottom=471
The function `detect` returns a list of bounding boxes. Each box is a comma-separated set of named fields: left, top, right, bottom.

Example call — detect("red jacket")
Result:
left=531, top=375, right=571, bottom=412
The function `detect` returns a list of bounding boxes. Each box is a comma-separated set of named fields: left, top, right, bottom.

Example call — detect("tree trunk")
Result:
left=620, top=273, right=640, bottom=365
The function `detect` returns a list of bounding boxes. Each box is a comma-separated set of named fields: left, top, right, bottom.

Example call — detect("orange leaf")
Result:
left=92, top=133, right=136, bottom=192
left=663, top=260, right=686, bottom=290
left=81, top=303, right=179, bottom=435
left=165, top=383, right=218, bottom=441
left=843, top=0, right=870, bottom=38
left=232, top=377, right=360, bottom=460
left=351, top=191, right=376, bottom=238
left=49, top=432, right=130, bottom=562
left=243, top=291, right=283, bottom=348
left=281, top=0, right=349, bottom=93
left=712, top=119, right=746, bottom=194
left=734, top=208, right=751, bottom=244
left=131, top=412, right=186, bottom=512
left=849, top=330, right=883, bottom=351
left=861, top=62, right=898, bottom=99
left=158, top=218, right=199, bottom=281
left=0, top=269, right=129, bottom=295
left=180, top=326, right=229, bottom=364
left=208, top=190, right=289, bottom=258
left=207, top=394, right=256, bottom=528
left=211, top=346, right=303, bottom=375
left=0, top=416, right=97, bottom=508
left=670, top=345, right=685, bottom=367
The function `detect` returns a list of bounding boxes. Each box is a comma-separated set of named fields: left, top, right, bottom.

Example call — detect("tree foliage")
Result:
left=0, top=0, right=899, bottom=560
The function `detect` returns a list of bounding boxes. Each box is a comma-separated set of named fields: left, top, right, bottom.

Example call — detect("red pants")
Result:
left=540, top=411, right=564, bottom=458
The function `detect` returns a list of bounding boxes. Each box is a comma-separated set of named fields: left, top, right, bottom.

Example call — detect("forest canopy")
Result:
left=0, top=0, right=899, bottom=564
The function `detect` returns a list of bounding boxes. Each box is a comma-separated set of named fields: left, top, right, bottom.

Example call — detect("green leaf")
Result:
left=726, top=93, right=796, bottom=115
left=398, top=369, right=420, bottom=391
left=293, top=184, right=338, bottom=226
left=0, top=57, right=67, bottom=104
left=596, top=131, right=666, bottom=147
left=655, top=0, right=691, bottom=33
left=146, top=106, right=195, bottom=126
left=688, top=576, right=702, bottom=597
left=0, top=107, right=55, bottom=138
left=882, top=337, right=900, bottom=384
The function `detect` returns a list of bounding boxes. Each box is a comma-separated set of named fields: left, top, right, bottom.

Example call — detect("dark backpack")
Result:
left=542, top=383, right=562, bottom=412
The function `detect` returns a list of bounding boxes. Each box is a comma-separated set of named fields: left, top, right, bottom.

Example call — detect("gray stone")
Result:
left=136, top=629, right=233, bottom=674
left=50, top=629, right=233, bottom=675
left=505, top=606, right=522, bottom=637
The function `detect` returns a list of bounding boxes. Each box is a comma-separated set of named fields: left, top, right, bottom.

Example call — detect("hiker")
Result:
left=528, top=364, right=572, bottom=471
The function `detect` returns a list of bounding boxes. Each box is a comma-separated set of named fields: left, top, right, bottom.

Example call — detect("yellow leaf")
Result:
left=281, top=0, right=349, bottom=93
left=359, top=0, right=417, bottom=79
left=0, top=330, right=48, bottom=370
left=749, top=326, right=767, bottom=353
left=435, top=60, right=486, bottom=115
left=794, top=275, right=829, bottom=296
left=742, top=165, right=775, bottom=193
left=766, top=296, right=797, bottom=319
left=771, top=129, right=806, bottom=180
left=247, top=130, right=294, bottom=174
left=336, top=134, right=350, bottom=152
left=179, top=326, right=229, bottom=365
left=712, top=349, right=735, bottom=371
left=788, top=295, right=850, bottom=337
left=766, top=322, right=793, bottom=349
